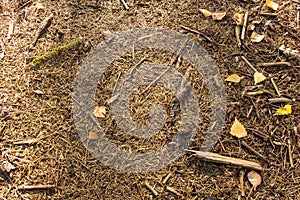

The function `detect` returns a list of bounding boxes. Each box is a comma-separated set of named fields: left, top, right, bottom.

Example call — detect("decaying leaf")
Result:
left=212, top=12, right=226, bottom=21
left=274, top=104, right=292, bottom=115
left=199, top=9, right=212, bottom=17
left=254, top=71, right=266, bottom=85
left=247, top=170, right=262, bottom=191
left=0, top=154, right=15, bottom=173
left=230, top=118, right=247, bottom=138
left=250, top=32, right=265, bottom=43
left=89, top=131, right=99, bottom=140
left=266, top=0, right=279, bottom=11
left=232, top=12, right=244, bottom=25
left=225, top=74, right=241, bottom=83
left=93, top=106, right=106, bottom=118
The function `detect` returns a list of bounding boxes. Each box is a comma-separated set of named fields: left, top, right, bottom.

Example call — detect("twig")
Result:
left=120, top=0, right=129, bottom=10
left=246, top=90, right=264, bottom=96
left=241, top=141, right=266, bottom=160
left=270, top=75, right=281, bottom=96
left=268, top=97, right=291, bottom=103
left=166, top=186, right=181, bottom=196
left=279, top=45, right=300, bottom=61
left=29, top=13, right=54, bottom=50
left=17, top=184, right=56, bottom=190
left=239, top=170, right=245, bottom=196
left=257, top=62, right=292, bottom=67
left=185, top=150, right=263, bottom=171
left=7, top=15, right=14, bottom=41
left=241, top=56, right=257, bottom=72
left=13, top=138, right=38, bottom=145
left=162, top=173, right=172, bottom=184
left=144, top=180, right=158, bottom=196
left=241, top=12, right=248, bottom=40
left=235, top=26, right=242, bottom=47
left=287, top=133, right=294, bottom=168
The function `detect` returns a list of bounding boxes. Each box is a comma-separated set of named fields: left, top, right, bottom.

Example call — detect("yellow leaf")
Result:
left=232, top=12, right=244, bottom=25
left=230, top=118, right=247, bottom=138
left=274, top=104, right=292, bottom=115
left=89, top=131, right=99, bottom=140
left=93, top=106, right=106, bottom=118
left=225, top=74, right=241, bottom=83
left=254, top=71, right=266, bottom=85
left=250, top=32, right=265, bottom=43
left=266, top=0, right=279, bottom=11
left=247, top=170, right=262, bottom=191
left=212, top=12, right=226, bottom=21
left=199, top=9, right=212, bottom=17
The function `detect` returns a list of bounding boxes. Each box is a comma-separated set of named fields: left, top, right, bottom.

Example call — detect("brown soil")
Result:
left=0, top=0, right=299, bottom=199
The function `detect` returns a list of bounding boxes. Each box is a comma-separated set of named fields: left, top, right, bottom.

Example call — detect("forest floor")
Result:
left=0, top=0, right=299, bottom=199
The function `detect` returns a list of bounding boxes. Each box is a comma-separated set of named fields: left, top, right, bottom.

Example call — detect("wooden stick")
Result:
left=288, top=132, right=294, bottom=168
left=235, top=26, right=242, bottom=47
left=239, top=170, right=245, bottom=196
left=241, top=56, right=257, bottom=72
left=270, top=76, right=281, bottom=96
left=246, top=90, right=264, bottom=96
left=120, top=0, right=129, bottom=10
left=241, top=12, right=248, bottom=40
left=241, top=141, right=266, bottom=160
left=166, top=186, right=181, bottom=196
left=17, top=184, right=56, bottom=190
left=162, top=173, right=172, bottom=184
left=257, top=62, right=292, bottom=67
left=186, top=150, right=263, bottom=171
left=144, top=180, right=158, bottom=196
left=268, top=97, right=291, bottom=103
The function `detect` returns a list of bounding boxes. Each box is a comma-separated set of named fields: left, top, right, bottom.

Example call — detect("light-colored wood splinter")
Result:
left=17, top=184, right=56, bottom=190
left=270, top=75, right=281, bottom=96
left=241, top=11, right=248, bottom=40
left=268, top=97, right=291, bottom=103
left=120, top=0, right=129, bottom=10
left=166, top=186, right=181, bottom=196
left=162, top=173, right=172, bottom=184
left=186, top=150, right=263, bottom=171
left=239, top=170, right=245, bottom=196
left=144, top=180, right=158, bottom=196
left=257, top=62, right=292, bottom=67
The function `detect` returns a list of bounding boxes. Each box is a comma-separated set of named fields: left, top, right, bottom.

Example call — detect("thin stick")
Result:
left=185, top=150, right=263, bottom=171
left=241, top=141, right=266, bottom=160
left=239, top=170, right=245, bottom=196
left=257, top=62, right=292, bottom=67
left=144, top=180, right=158, bottom=196
left=235, top=26, right=242, bottom=47
left=17, top=184, right=56, bottom=190
left=270, top=76, right=281, bottom=96
left=246, top=91, right=264, bottom=96
left=162, top=173, right=172, bottom=184
left=120, top=0, right=129, bottom=10
left=7, top=15, right=14, bottom=40
left=241, top=56, right=257, bottom=72
left=287, top=133, right=294, bottom=168
left=268, top=97, right=291, bottom=103
left=166, top=186, right=181, bottom=196
left=241, top=12, right=248, bottom=40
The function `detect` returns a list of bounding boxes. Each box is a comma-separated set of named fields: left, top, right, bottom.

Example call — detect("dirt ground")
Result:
left=0, top=0, right=299, bottom=199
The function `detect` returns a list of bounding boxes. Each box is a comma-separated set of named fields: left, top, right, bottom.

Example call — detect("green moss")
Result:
left=27, top=38, right=82, bottom=68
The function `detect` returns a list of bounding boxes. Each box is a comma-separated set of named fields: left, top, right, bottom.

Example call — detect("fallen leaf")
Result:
left=247, top=170, right=262, bottom=191
left=225, top=74, right=241, bottom=83
left=274, top=104, right=292, bottom=115
left=89, top=131, right=99, bottom=140
left=230, top=118, right=247, bottom=138
left=93, top=106, right=106, bottom=118
left=102, top=30, right=114, bottom=42
left=254, top=71, right=266, bottom=85
left=266, top=0, right=279, bottom=11
left=199, top=9, right=212, bottom=17
left=232, top=12, right=244, bottom=25
left=250, top=32, right=265, bottom=43
left=0, top=154, right=15, bottom=173
left=212, top=12, right=226, bottom=20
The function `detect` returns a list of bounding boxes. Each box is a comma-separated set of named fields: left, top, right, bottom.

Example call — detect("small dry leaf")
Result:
left=199, top=9, right=212, bottom=17
left=102, top=30, right=114, bottom=42
left=250, top=32, right=265, bottom=43
left=0, top=154, right=15, bottom=173
left=247, top=170, right=262, bottom=191
left=230, top=118, right=247, bottom=138
left=254, top=71, right=266, bottom=85
left=93, top=106, right=106, bottom=118
left=266, top=0, right=279, bottom=11
left=212, top=12, right=226, bottom=20
left=232, top=12, right=244, bottom=25
left=225, top=74, right=241, bottom=83
left=89, top=131, right=99, bottom=140
left=274, top=104, right=292, bottom=115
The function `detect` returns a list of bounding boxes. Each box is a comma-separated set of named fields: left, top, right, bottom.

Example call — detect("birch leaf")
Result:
left=230, top=118, right=247, bottom=138
left=199, top=9, right=212, bottom=17
left=232, top=12, right=244, bottom=25
left=254, top=72, right=266, bottom=85
left=266, top=0, right=279, bottom=11
left=89, top=131, right=99, bottom=140
left=212, top=12, right=226, bottom=20
left=274, top=104, right=292, bottom=115
left=225, top=74, right=241, bottom=83
left=250, top=32, right=265, bottom=43
left=247, top=170, right=262, bottom=191
left=93, top=106, right=106, bottom=118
